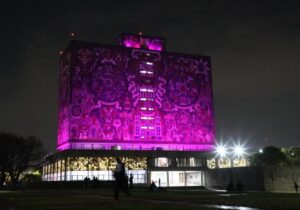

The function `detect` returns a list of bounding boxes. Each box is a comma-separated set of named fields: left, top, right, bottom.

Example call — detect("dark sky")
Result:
left=1, top=0, right=300, bottom=152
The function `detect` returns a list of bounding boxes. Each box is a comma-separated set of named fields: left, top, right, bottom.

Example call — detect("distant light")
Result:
left=141, top=116, right=154, bottom=120
left=216, top=144, right=227, bottom=157
left=59, top=50, right=63, bottom=55
left=140, top=88, right=153, bottom=92
left=259, top=148, right=263, bottom=153
left=138, top=32, right=143, bottom=35
left=146, top=62, right=153, bottom=66
left=233, top=145, right=245, bottom=157
left=70, top=32, right=75, bottom=37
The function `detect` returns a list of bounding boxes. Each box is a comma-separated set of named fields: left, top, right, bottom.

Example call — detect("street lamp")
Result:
left=216, top=144, right=227, bottom=157
left=233, top=145, right=245, bottom=157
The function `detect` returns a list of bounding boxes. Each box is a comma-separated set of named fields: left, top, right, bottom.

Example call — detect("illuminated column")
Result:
left=138, top=60, right=158, bottom=141
left=215, top=157, right=219, bottom=169
left=120, top=34, right=164, bottom=143
left=201, top=172, right=205, bottom=186
left=167, top=171, right=169, bottom=187
left=64, top=158, right=67, bottom=181
left=170, top=158, right=177, bottom=167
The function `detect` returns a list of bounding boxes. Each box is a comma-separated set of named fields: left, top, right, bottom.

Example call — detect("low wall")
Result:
left=205, top=166, right=300, bottom=192
left=263, top=166, right=300, bottom=192
left=204, top=166, right=265, bottom=191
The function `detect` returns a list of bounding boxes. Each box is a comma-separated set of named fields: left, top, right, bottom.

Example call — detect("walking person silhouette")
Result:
left=294, top=182, right=299, bottom=193
left=129, top=174, right=134, bottom=189
left=113, top=158, right=130, bottom=200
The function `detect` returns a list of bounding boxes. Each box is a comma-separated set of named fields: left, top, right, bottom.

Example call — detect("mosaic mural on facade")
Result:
left=58, top=40, right=214, bottom=151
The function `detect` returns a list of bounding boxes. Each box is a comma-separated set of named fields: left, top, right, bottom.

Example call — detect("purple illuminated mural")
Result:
left=57, top=34, right=215, bottom=151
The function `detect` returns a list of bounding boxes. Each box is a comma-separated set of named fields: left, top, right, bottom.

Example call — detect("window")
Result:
left=168, top=171, right=185, bottom=186
left=176, top=158, right=203, bottom=167
left=155, top=158, right=169, bottom=167
left=185, top=171, right=202, bottom=186
left=150, top=171, right=167, bottom=187
left=141, top=116, right=154, bottom=120
left=140, top=88, right=154, bottom=92
left=139, top=70, right=154, bottom=75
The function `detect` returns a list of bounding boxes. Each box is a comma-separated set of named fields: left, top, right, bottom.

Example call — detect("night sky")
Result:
left=1, top=0, right=300, bottom=152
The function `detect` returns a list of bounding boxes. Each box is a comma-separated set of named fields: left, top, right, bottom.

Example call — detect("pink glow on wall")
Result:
left=57, top=39, right=215, bottom=151
left=146, top=42, right=162, bottom=51
left=120, top=34, right=165, bottom=51
left=123, top=39, right=140, bottom=49
left=57, top=141, right=214, bottom=151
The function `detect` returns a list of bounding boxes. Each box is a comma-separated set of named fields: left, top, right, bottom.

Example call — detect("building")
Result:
left=42, top=33, right=215, bottom=187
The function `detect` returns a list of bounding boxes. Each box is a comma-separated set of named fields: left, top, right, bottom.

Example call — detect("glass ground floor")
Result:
left=43, top=170, right=147, bottom=183
left=150, top=171, right=204, bottom=186
left=42, top=150, right=209, bottom=187
left=43, top=169, right=205, bottom=187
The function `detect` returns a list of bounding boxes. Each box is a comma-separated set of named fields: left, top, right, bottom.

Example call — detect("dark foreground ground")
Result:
left=0, top=188, right=299, bottom=210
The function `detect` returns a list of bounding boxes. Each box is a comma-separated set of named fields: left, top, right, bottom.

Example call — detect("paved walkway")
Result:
left=0, top=197, right=17, bottom=210
left=95, top=195, right=262, bottom=210
left=0, top=192, right=262, bottom=210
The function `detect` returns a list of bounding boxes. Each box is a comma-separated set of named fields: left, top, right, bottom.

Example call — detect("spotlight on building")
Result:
left=233, top=144, right=245, bottom=157
left=215, top=144, right=227, bottom=157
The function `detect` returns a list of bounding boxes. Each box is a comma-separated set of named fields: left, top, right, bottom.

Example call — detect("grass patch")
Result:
left=0, top=189, right=299, bottom=210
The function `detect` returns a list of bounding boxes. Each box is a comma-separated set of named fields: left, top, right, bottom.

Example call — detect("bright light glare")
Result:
left=259, top=148, right=263, bottom=153
left=233, top=145, right=245, bottom=157
left=216, top=145, right=227, bottom=157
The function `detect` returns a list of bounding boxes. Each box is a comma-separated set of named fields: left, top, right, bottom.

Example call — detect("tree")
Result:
left=284, top=147, right=300, bottom=165
left=0, top=132, right=44, bottom=187
left=249, top=146, right=288, bottom=166
left=248, top=152, right=264, bottom=166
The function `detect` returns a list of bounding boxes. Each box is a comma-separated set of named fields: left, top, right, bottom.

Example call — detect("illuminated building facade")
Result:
left=43, top=33, right=215, bottom=186
left=58, top=33, right=214, bottom=151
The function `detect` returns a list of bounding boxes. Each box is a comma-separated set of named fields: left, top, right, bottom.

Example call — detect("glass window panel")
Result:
left=168, top=171, right=185, bottom=187
left=155, top=158, right=168, bottom=167
left=185, top=171, right=202, bottom=186
left=151, top=171, right=167, bottom=187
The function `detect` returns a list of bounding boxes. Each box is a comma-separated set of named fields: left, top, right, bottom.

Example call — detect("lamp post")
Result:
left=215, top=144, right=227, bottom=168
